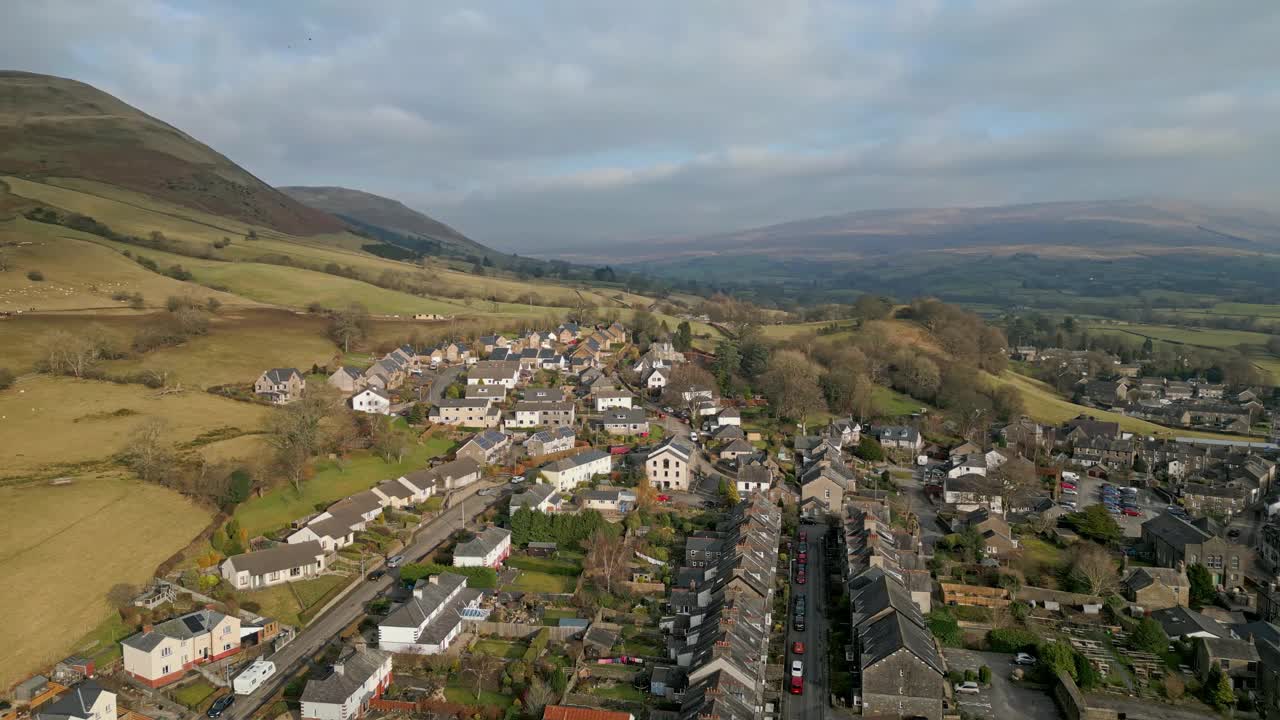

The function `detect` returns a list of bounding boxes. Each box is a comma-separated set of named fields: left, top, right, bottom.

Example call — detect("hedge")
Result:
left=401, top=562, right=498, bottom=589
left=987, top=628, right=1039, bottom=653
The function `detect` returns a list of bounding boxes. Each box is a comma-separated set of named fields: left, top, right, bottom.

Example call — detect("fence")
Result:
left=472, top=621, right=580, bottom=641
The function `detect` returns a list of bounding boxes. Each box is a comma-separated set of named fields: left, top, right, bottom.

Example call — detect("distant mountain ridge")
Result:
left=0, top=71, right=342, bottom=235
left=607, top=199, right=1280, bottom=265
left=281, top=185, right=502, bottom=261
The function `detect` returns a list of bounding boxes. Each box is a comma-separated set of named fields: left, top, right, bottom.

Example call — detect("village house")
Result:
left=467, top=360, right=521, bottom=388
left=593, top=388, right=634, bottom=411
left=378, top=573, right=484, bottom=655
left=453, top=526, right=512, bottom=568
left=1151, top=606, right=1230, bottom=640
left=524, top=426, right=576, bottom=458
left=350, top=387, right=392, bottom=415
left=800, top=461, right=855, bottom=517
left=1123, top=566, right=1190, bottom=610
left=539, top=449, right=613, bottom=493
left=511, top=401, right=576, bottom=428
left=715, top=407, right=742, bottom=428
left=401, top=457, right=483, bottom=492
left=543, top=708, right=634, bottom=720
left=599, top=407, right=649, bottom=436
left=299, top=647, right=393, bottom=720
left=1182, top=481, right=1250, bottom=517
left=464, top=384, right=507, bottom=402
left=220, top=541, right=327, bottom=590
left=874, top=425, right=923, bottom=453
left=718, top=437, right=755, bottom=463
left=579, top=487, right=636, bottom=514
left=850, top=569, right=948, bottom=719
left=255, top=368, right=305, bottom=404
left=510, top=483, right=564, bottom=514
left=736, top=463, right=772, bottom=495
left=644, top=366, right=669, bottom=391
left=456, top=429, right=511, bottom=465
left=327, top=366, right=364, bottom=396
left=33, top=682, right=115, bottom=720
left=372, top=475, right=433, bottom=508
left=1194, top=636, right=1260, bottom=692
left=943, top=474, right=1004, bottom=515
left=478, top=334, right=509, bottom=354
left=121, top=609, right=241, bottom=688
left=429, top=398, right=501, bottom=427
left=363, top=357, right=406, bottom=390
left=1142, top=512, right=1252, bottom=588
left=956, top=509, right=1018, bottom=557
left=524, top=387, right=566, bottom=402
left=287, top=507, right=364, bottom=552
left=646, top=438, right=692, bottom=491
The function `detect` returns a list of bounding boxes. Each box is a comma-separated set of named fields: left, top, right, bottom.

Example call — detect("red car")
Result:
left=656, top=494, right=671, bottom=503
left=796, top=573, right=807, bottom=585
left=797, top=553, right=807, bottom=565
left=792, top=641, right=805, bottom=655
left=799, top=530, right=808, bottom=542
left=1060, top=482, right=1077, bottom=490
left=789, top=677, right=803, bottom=695
left=1122, top=507, right=1142, bottom=517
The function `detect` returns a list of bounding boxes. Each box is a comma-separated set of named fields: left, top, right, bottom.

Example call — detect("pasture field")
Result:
left=233, top=435, right=455, bottom=537
left=871, top=385, right=927, bottom=417
left=237, top=573, right=352, bottom=627
left=0, top=375, right=268, bottom=480
left=0, top=474, right=210, bottom=688
left=0, top=311, right=149, bottom=372
left=1085, top=321, right=1274, bottom=351
left=0, top=217, right=247, bottom=313
left=101, top=309, right=340, bottom=388
left=760, top=320, right=855, bottom=340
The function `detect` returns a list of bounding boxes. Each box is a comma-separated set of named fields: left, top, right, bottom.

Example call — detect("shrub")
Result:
left=963, top=669, right=976, bottom=682
left=978, top=665, right=992, bottom=684
left=927, top=609, right=962, bottom=647
left=0, top=368, right=13, bottom=390
left=26, top=270, right=44, bottom=281
left=987, top=628, right=1039, bottom=653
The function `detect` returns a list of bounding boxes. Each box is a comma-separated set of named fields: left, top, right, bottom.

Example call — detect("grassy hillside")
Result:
left=0, top=72, right=342, bottom=235
left=1084, top=321, right=1279, bottom=383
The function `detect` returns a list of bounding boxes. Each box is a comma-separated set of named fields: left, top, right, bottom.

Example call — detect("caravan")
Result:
left=233, top=659, right=276, bottom=695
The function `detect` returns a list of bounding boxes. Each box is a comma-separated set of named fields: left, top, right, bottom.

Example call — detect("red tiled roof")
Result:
left=543, top=707, right=633, bottom=720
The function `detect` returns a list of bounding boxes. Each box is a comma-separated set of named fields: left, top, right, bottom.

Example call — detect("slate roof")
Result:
left=524, top=387, right=567, bottom=402
left=262, top=367, right=302, bottom=383
left=510, top=483, right=562, bottom=510
left=712, top=424, right=746, bottom=441
left=381, top=573, right=468, bottom=629
left=465, top=429, right=509, bottom=451
left=35, top=682, right=109, bottom=720
left=1142, top=512, right=1212, bottom=549
left=858, top=609, right=945, bottom=675
left=375, top=477, right=417, bottom=500
left=300, top=647, right=391, bottom=704
left=226, top=541, right=325, bottom=577
left=527, top=426, right=575, bottom=445
left=721, top=438, right=754, bottom=455
left=1123, top=567, right=1188, bottom=593
left=544, top=449, right=611, bottom=472
left=945, top=473, right=1002, bottom=496
left=401, top=458, right=481, bottom=489
left=434, top=398, right=491, bottom=409
left=737, top=464, right=771, bottom=486
left=332, top=366, right=362, bottom=381
left=649, top=437, right=692, bottom=462
left=454, top=526, right=511, bottom=560
left=1151, top=606, right=1228, bottom=638
left=122, top=608, right=229, bottom=651
left=600, top=407, right=648, bottom=424
left=306, top=509, right=363, bottom=540
left=1202, top=636, right=1260, bottom=662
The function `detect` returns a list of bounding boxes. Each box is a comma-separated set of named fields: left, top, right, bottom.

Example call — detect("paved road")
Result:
left=944, top=649, right=1057, bottom=720
left=425, top=365, right=463, bottom=404
left=224, top=479, right=505, bottom=720
left=784, top=521, right=827, bottom=720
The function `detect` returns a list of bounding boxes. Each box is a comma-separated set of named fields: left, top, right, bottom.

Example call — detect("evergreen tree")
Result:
left=674, top=321, right=693, bottom=352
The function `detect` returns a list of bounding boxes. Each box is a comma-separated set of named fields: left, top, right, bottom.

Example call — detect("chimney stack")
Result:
left=143, top=624, right=153, bottom=634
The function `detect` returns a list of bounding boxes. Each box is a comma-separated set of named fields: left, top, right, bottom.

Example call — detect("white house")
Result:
left=736, top=464, right=773, bottom=495
left=524, top=426, right=576, bottom=457
left=594, top=389, right=634, bottom=411
left=351, top=388, right=392, bottom=415
left=580, top=488, right=637, bottom=513
left=400, top=458, right=482, bottom=492
left=372, top=476, right=433, bottom=509
left=466, top=361, right=521, bottom=389
left=539, top=449, right=613, bottom=493
left=942, top=474, right=1004, bottom=515
left=299, top=647, right=392, bottom=720
left=511, top=401, right=576, bottom=428
left=715, top=407, right=742, bottom=427
left=378, top=573, right=483, bottom=655
left=453, top=526, right=512, bottom=568
left=509, top=483, right=564, bottom=514
left=645, top=367, right=669, bottom=391
left=221, top=541, right=327, bottom=590
left=34, top=682, right=115, bottom=720
left=287, top=509, right=364, bottom=552
left=646, top=438, right=693, bottom=491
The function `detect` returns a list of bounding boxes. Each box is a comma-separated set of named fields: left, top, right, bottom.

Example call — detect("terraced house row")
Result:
left=654, top=494, right=784, bottom=719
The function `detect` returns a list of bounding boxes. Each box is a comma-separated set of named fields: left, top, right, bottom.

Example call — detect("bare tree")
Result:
left=265, top=389, right=340, bottom=491
left=124, top=418, right=176, bottom=483
left=1070, top=543, right=1119, bottom=597
left=461, top=653, right=503, bottom=699
left=370, top=416, right=412, bottom=463
left=661, top=363, right=716, bottom=416
left=760, top=349, right=826, bottom=422
left=38, top=329, right=106, bottom=378
left=990, top=456, right=1038, bottom=503
left=524, top=677, right=557, bottom=717
left=328, top=303, right=371, bottom=353
left=583, top=528, right=629, bottom=596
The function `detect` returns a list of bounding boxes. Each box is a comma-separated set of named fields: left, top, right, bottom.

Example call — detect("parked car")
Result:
left=791, top=660, right=804, bottom=678
left=656, top=494, right=672, bottom=503
left=1059, top=500, right=1077, bottom=509
left=799, top=530, right=809, bottom=542
left=386, top=555, right=405, bottom=568
left=1106, top=505, right=1122, bottom=515
left=1228, top=528, right=1242, bottom=539
left=789, top=677, right=803, bottom=695
left=510, top=475, right=525, bottom=484
left=1061, top=487, right=1078, bottom=495
left=367, top=569, right=385, bottom=581
left=793, top=617, right=805, bottom=631
left=207, top=695, right=235, bottom=718
left=796, top=573, right=807, bottom=585
left=954, top=681, right=981, bottom=695
left=1060, top=482, right=1077, bottom=490
left=1013, top=652, right=1036, bottom=666
left=792, top=641, right=805, bottom=655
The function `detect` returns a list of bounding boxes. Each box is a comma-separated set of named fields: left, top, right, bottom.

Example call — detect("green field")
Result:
left=473, top=638, right=530, bottom=659
left=238, top=572, right=352, bottom=627
left=172, top=679, right=218, bottom=709
left=0, top=475, right=211, bottom=688
left=871, top=385, right=927, bottom=417
left=443, top=686, right=515, bottom=708
left=1085, top=321, right=1274, bottom=351
left=510, top=570, right=578, bottom=593
left=234, top=435, right=454, bottom=537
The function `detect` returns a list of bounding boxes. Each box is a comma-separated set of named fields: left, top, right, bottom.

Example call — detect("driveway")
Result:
left=425, top=365, right=463, bottom=404
left=944, top=649, right=1057, bottom=720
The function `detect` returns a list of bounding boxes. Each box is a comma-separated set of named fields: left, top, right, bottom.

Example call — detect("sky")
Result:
left=3, top=1, right=1279, bottom=253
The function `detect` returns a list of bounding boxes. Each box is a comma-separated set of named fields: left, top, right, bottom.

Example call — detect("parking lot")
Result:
left=945, top=649, right=1058, bottom=720
left=1059, top=472, right=1164, bottom=537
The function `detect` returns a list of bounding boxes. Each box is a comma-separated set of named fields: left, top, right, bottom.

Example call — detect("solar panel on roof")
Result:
left=183, top=615, right=205, bottom=633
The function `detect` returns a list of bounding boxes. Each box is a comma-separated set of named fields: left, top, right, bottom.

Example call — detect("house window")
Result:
left=162, top=665, right=170, bottom=674
left=161, top=647, right=172, bottom=657
left=223, top=625, right=231, bottom=634
left=1221, top=659, right=1231, bottom=669
left=1232, top=556, right=1240, bottom=569
left=268, top=571, right=280, bottom=581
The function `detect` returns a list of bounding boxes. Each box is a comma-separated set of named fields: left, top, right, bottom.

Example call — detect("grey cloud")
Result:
left=1, top=0, right=1277, bottom=251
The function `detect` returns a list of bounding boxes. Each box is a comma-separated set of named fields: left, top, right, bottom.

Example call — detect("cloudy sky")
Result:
left=4, top=1, right=1279, bottom=252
